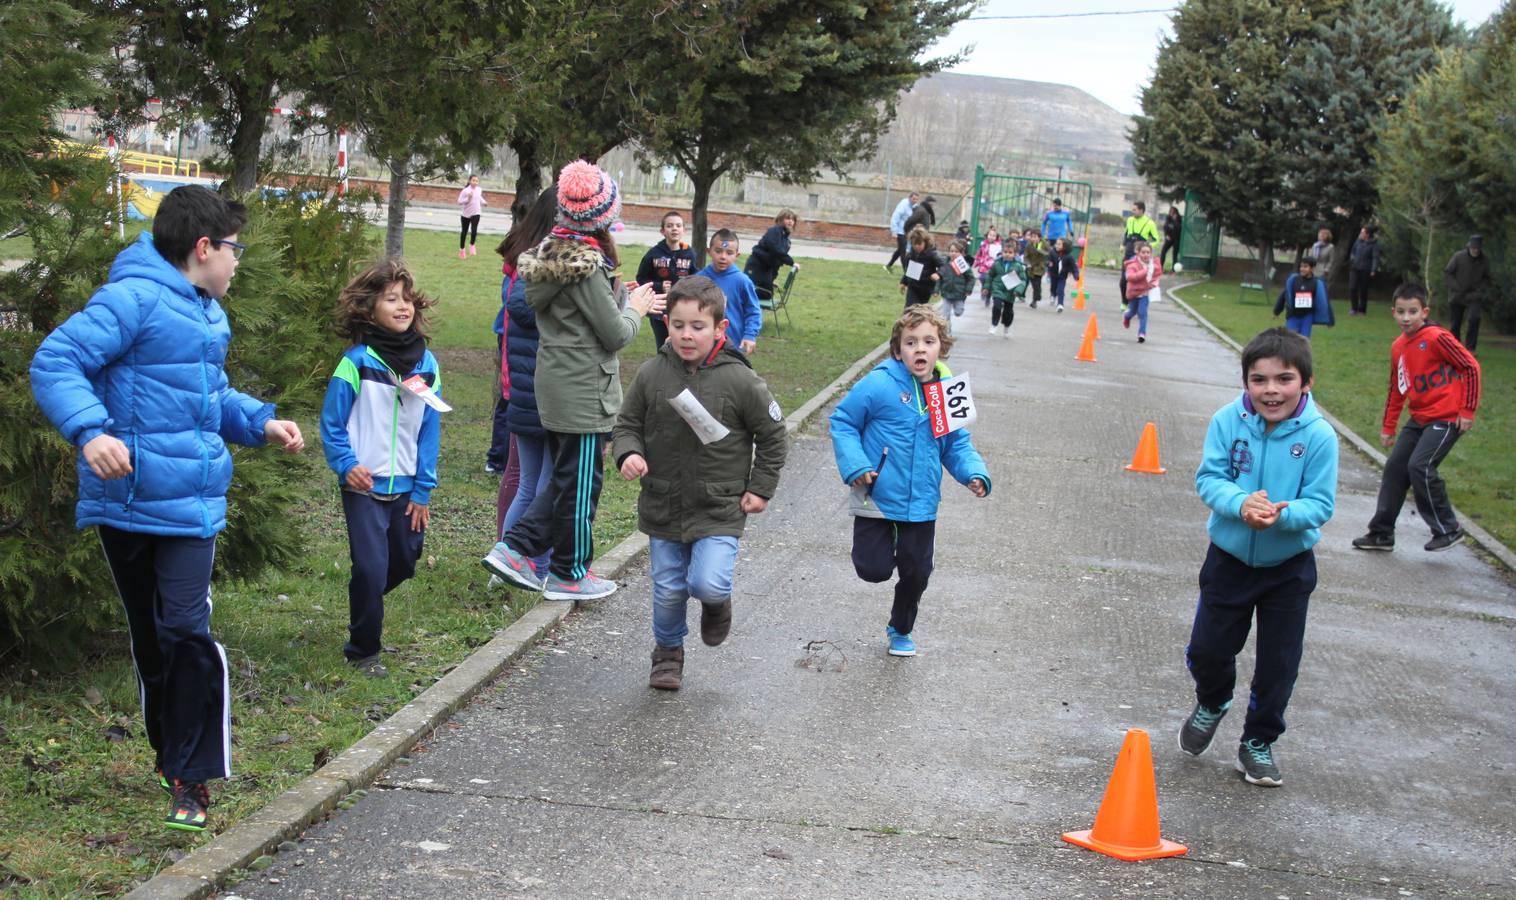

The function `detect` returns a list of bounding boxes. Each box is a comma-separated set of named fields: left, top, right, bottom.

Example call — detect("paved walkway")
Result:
left=241, top=270, right=1515, bottom=898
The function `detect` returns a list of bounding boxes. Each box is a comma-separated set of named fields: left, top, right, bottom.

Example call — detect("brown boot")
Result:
left=700, top=600, right=732, bottom=647
left=649, top=645, right=684, bottom=691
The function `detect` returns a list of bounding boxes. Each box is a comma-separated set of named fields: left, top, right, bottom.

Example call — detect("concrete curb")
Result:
left=1167, top=281, right=1516, bottom=573
left=126, top=337, right=893, bottom=899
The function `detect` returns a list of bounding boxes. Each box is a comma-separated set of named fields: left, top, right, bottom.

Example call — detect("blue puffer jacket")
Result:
left=830, top=358, right=991, bottom=522
left=1196, top=392, right=1338, bottom=567
left=29, top=232, right=274, bottom=537
left=503, top=271, right=544, bottom=437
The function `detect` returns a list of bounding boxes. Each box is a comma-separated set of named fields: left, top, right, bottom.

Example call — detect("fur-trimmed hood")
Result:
left=518, top=236, right=608, bottom=284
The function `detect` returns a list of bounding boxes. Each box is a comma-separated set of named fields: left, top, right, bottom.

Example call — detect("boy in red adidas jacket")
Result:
left=1353, top=283, right=1481, bottom=553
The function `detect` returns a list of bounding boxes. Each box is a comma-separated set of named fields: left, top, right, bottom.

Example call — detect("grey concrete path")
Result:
left=384, top=203, right=894, bottom=265
left=239, top=271, right=1515, bottom=898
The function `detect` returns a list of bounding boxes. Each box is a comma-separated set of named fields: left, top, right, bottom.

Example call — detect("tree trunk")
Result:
left=1421, top=214, right=1437, bottom=308
left=225, top=80, right=275, bottom=194
left=386, top=164, right=409, bottom=259
left=1259, top=240, right=1275, bottom=287
left=690, top=173, right=713, bottom=269
left=510, top=135, right=545, bottom=221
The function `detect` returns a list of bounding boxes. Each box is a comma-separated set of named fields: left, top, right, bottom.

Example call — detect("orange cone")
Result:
left=1073, top=288, right=1086, bottom=311
left=1088, top=313, right=1100, bottom=341
left=1062, top=729, right=1188, bottom=861
left=1124, top=422, right=1166, bottom=474
left=1075, top=327, right=1097, bottom=362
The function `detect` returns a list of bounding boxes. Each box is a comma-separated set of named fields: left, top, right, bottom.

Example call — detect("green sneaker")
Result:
left=156, top=767, right=172, bottom=795
left=165, top=781, right=211, bottom=832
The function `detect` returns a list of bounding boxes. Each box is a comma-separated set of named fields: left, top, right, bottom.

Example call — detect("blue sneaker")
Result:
left=886, top=626, right=916, bottom=657
left=481, top=542, right=543, bottom=592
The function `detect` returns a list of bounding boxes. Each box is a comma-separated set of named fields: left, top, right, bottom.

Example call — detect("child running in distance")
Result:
left=635, top=210, right=696, bottom=348
left=458, top=174, right=485, bottom=259
left=938, top=239, right=976, bottom=334
left=696, top=228, right=763, bottom=354
left=983, top=240, right=1028, bottom=336
left=1123, top=240, right=1162, bottom=343
left=829, top=306, right=990, bottom=657
left=900, top=225, right=942, bottom=308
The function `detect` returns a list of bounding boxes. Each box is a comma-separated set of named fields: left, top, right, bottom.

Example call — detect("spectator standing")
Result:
left=886, top=191, right=920, bottom=272
left=1347, top=226, right=1381, bottom=316
left=1444, top=235, right=1491, bottom=352
left=1041, top=198, right=1073, bottom=244
left=1118, top=201, right=1161, bottom=310
left=1309, top=228, right=1336, bottom=284
left=1160, top=205, right=1183, bottom=270
left=744, top=209, right=800, bottom=301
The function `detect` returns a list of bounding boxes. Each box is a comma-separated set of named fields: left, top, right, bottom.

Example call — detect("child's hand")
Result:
left=265, top=419, right=305, bottom=453
left=619, top=454, right=648, bottom=480
left=1380, top=431, right=1396, bottom=448
left=406, top=501, right=429, bottom=532
left=899, top=284, right=906, bottom=293
left=345, top=465, right=374, bottom=491
left=83, top=433, right=132, bottom=480
left=850, top=471, right=877, bottom=489
left=1241, top=490, right=1287, bottom=529
left=930, top=273, right=940, bottom=281
left=1456, top=416, right=1474, bottom=433
left=626, top=283, right=657, bottom=316
left=740, top=339, right=756, bottom=355
left=968, top=477, right=986, bottom=498
left=740, top=491, right=768, bottom=514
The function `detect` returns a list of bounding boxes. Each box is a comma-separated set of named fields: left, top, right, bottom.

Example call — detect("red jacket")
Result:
left=1383, top=323, right=1480, bottom=433
left=1124, top=256, right=1162, bottom=298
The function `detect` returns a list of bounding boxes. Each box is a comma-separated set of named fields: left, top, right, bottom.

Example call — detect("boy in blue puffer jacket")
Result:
left=830, top=306, right=990, bottom=658
left=1179, top=327, right=1338, bottom=788
left=29, top=185, right=306, bottom=832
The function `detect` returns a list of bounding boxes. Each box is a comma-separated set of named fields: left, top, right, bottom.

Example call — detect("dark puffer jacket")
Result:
left=503, top=271, right=544, bottom=438
left=744, top=224, right=794, bottom=295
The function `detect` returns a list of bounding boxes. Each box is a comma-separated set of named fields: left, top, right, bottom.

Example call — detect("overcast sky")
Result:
left=938, top=0, right=1506, bottom=116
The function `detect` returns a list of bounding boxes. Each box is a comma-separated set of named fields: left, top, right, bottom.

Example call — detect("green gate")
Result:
left=969, top=165, right=1094, bottom=250
left=1178, top=188, right=1221, bottom=275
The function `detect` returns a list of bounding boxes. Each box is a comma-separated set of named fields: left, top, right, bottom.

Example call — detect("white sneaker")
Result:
left=542, top=571, right=618, bottom=601
left=1002, top=324, right=1012, bottom=337
left=988, top=325, right=999, bottom=335
left=1056, top=304, right=1065, bottom=313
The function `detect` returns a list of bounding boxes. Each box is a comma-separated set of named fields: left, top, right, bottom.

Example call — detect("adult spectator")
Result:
left=1118, top=201, right=1161, bottom=308
left=1160, top=205, right=1183, bottom=269
left=1309, top=228, right=1336, bottom=283
left=886, top=191, right=919, bottom=272
left=1444, top=235, right=1491, bottom=352
left=745, top=208, right=800, bottom=298
left=903, top=194, right=937, bottom=236
left=1042, top=198, right=1073, bottom=244
left=1347, top=226, right=1381, bottom=316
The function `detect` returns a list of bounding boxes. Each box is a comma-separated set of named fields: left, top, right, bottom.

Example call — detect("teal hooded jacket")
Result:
left=1195, top=392, right=1339, bottom=567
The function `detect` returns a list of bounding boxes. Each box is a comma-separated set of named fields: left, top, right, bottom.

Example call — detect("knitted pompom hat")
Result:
left=556, top=160, right=621, bottom=234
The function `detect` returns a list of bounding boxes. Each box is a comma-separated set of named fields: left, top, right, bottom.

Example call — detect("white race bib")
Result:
left=1001, top=271, right=1022, bottom=291
left=906, top=261, right=924, bottom=281
left=401, top=375, right=452, bottom=413
left=1293, top=291, right=1313, bottom=310
left=668, top=389, right=730, bottom=445
left=922, top=373, right=978, bottom=438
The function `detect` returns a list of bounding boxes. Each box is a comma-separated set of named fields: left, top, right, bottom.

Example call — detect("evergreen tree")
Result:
left=619, top=0, right=975, bottom=260
left=1376, top=3, right=1515, bottom=327
left=1286, top=0, right=1458, bottom=285
left=1133, top=0, right=1346, bottom=277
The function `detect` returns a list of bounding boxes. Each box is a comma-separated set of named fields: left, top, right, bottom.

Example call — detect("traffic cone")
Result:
left=1124, top=422, right=1166, bottom=474
left=1075, top=326, right=1097, bottom=363
left=1062, top=729, right=1188, bottom=861
left=1088, top=313, right=1100, bottom=341
left=1073, top=287, right=1086, bottom=311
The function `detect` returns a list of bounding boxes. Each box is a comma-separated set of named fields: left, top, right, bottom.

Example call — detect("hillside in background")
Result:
left=871, top=72, right=1137, bottom=178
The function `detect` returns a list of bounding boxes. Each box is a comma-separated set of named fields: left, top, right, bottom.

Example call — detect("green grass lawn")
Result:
left=0, top=225, right=901, bottom=895
left=1171, top=279, right=1514, bottom=550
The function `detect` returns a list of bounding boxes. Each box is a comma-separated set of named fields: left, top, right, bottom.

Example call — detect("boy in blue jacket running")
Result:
left=1179, top=327, right=1338, bottom=788
left=695, top=228, right=762, bottom=354
left=829, top=306, right=990, bottom=657
left=321, top=260, right=442, bottom=679
left=29, top=185, right=305, bottom=832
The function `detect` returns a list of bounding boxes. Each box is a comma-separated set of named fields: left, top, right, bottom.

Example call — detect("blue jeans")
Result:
left=1124, top=293, right=1151, bottom=335
left=649, top=535, right=740, bottom=647
left=502, top=431, right=553, bottom=569
left=1285, top=314, right=1313, bottom=338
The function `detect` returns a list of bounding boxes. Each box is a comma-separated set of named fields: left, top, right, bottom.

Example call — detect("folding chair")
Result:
left=758, top=267, right=797, bottom=336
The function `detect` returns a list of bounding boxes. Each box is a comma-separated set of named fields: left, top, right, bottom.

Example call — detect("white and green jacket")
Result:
left=320, top=344, right=441, bottom=503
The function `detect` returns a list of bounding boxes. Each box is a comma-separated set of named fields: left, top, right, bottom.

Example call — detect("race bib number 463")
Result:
left=922, top=373, right=978, bottom=438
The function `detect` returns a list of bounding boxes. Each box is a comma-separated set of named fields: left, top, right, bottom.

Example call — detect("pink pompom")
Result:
left=1077, top=237, right=1087, bottom=248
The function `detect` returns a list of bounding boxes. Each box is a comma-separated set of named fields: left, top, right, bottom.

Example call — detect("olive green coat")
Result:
left=612, top=343, right=789, bottom=542
left=519, top=237, right=642, bottom=434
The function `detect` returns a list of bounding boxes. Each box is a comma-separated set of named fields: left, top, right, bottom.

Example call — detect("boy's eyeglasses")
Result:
left=212, top=239, right=247, bottom=260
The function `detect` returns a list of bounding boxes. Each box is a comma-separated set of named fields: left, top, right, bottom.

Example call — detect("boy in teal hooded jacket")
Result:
left=1179, top=328, right=1338, bottom=789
